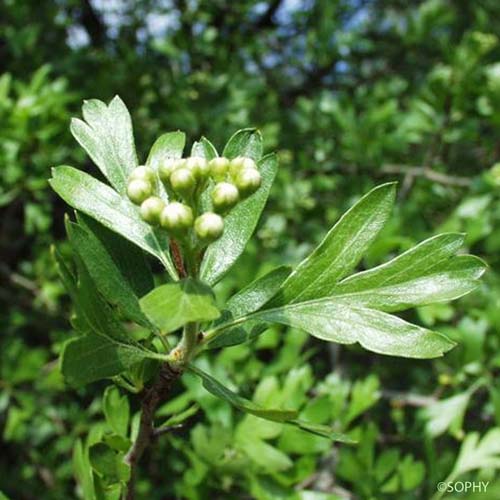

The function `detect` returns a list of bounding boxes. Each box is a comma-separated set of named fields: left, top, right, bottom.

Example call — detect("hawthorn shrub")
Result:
left=49, top=97, right=485, bottom=499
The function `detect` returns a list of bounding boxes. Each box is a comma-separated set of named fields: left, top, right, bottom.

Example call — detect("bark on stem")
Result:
left=123, top=362, right=182, bottom=500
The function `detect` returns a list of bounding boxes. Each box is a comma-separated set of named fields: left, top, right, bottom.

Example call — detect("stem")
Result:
left=123, top=362, right=182, bottom=500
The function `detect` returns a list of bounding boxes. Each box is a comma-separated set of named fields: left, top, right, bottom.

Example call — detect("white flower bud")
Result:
left=160, top=202, right=194, bottom=233
left=234, top=168, right=262, bottom=196
left=209, top=157, right=230, bottom=181
left=158, top=158, right=183, bottom=184
left=194, top=212, right=224, bottom=241
left=140, top=196, right=165, bottom=225
left=127, top=179, right=153, bottom=205
left=229, top=156, right=257, bottom=177
left=211, top=182, right=240, bottom=212
left=170, top=167, right=196, bottom=197
left=185, top=156, right=209, bottom=180
left=129, top=165, right=156, bottom=184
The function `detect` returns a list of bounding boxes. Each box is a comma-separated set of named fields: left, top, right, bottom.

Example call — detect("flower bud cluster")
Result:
left=126, top=155, right=262, bottom=246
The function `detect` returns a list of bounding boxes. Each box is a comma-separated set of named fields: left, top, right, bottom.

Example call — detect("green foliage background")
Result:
left=1, top=0, right=500, bottom=498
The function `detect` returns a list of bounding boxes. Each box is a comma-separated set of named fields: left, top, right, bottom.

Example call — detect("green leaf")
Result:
left=66, top=220, right=152, bottom=328
left=252, top=299, right=455, bottom=358
left=77, top=213, right=153, bottom=298
left=189, top=365, right=354, bottom=442
left=329, top=233, right=486, bottom=312
left=206, top=266, right=291, bottom=349
left=200, top=153, right=278, bottom=285
left=103, top=386, right=130, bottom=437
left=139, top=278, right=220, bottom=333
left=191, top=137, right=218, bottom=159
left=89, top=443, right=130, bottom=484
left=73, top=439, right=96, bottom=500
left=49, top=165, right=177, bottom=279
left=226, top=266, right=292, bottom=318
left=71, top=96, right=138, bottom=193
left=424, top=392, right=471, bottom=438
left=61, top=335, right=155, bottom=387
left=146, top=131, right=186, bottom=168
left=268, top=183, right=396, bottom=306
left=222, top=128, right=263, bottom=160
left=450, top=428, right=500, bottom=479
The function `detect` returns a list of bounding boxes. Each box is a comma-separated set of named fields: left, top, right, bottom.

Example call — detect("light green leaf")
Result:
left=73, top=439, right=96, bottom=500
left=268, top=183, right=396, bottom=306
left=206, top=266, right=291, bottom=349
left=71, top=96, right=138, bottom=193
left=191, top=137, right=218, bottom=159
left=227, top=266, right=292, bottom=318
left=189, top=365, right=354, bottom=442
left=61, top=335, right=153, bottom=387
left=450, top=428, right=500, bottom=480
left=146, top=131, right=186, bottom=168
left=329, top=233, right=486, bottom=312
left=252, top=299, right=455, bottom=358
left=424, top=392, right=471, bottom=438
left=222, top=128, right=263, bottom=160
left=139, top=278, right=220, bottom=333
left=103, top=386, right=130, bottom=437
left=66, top=220, right=151, bottom=328
left=49, top=165, right=177, bottom=279
left=200, top=153, right=278, bottom=285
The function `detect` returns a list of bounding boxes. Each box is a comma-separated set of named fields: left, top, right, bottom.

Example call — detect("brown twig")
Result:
left=170, top=239, right=187, bottom=278
left=123, top=363, right=183, bottom=500
left=381, top=164, right=472, bottom=188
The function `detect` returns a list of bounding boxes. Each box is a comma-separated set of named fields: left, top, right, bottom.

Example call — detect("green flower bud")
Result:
left=160, top=202, right=194, bottom=233
left=234, top=168, right=262, bottom=196
left=194, top=212, right=224, bottom=242
left=129, top=165, right=156, bottom=184
left=140, top=196, right=165, bottom=225
left=158, top=158, right=183, bottom=184
left=170, top=167, right=196, bottom=197
left=185, top=156, right=209, bottom=180
left=127, top=179, right=154, bottom=205
left=229, top=156, right=257, bottom=178
left=211, top=182, right=240, bottom=213
left=209, top=157, right=230, bottom=181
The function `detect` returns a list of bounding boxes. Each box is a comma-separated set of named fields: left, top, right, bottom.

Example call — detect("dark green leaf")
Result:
left=77, top=213, right=153, bottom=298
left=189, top=365, right=354, bottom=442
left=89, top=443, right=130, bottom=484
left=200, top=154, right=278, bottom=285
left=66, top=220, right=151, bottom=328
left=139, top=278, right=220, bottom=333
left=61, top=335, right=154, bottom=387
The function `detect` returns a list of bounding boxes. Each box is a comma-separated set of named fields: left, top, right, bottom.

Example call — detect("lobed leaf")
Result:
left=71, top=96, right=138, bottom=193
left=268, top=183, right=396, bottom=306
left=252, top=299, right=456, bottom=358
